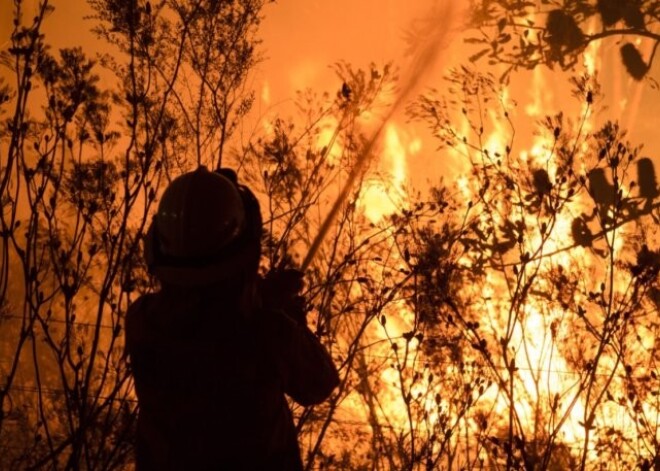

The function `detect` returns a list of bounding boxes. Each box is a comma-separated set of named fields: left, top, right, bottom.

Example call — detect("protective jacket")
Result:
left=125, top=283, right=339, bottom=470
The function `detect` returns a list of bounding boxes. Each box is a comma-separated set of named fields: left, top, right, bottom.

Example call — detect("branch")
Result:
left=586, top=28, right=660, bottom=43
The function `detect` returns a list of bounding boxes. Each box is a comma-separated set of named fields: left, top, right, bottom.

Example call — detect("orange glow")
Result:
left=359, top=124, right=409, bottom=223
left=3, top=1, right=660, bottom=469
left=261, top=81, right=271, bottom=106
left=316, top=116, right=342, bottom=165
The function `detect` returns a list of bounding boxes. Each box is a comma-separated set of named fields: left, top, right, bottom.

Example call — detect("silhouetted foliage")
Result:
left=467, top=0, right=660, bottom=82
left=0, top=0, right=267, bottom=468
left=2, top=1, right=660, bottom=470
left=408, top=66, right=660, bottom=469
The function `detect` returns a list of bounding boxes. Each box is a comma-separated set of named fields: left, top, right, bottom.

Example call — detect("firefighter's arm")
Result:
left=260, top=269, right=339, bottom=405
left=287, top=326, right=339, bottom=406
left=263, top=310, right=339, bottom=406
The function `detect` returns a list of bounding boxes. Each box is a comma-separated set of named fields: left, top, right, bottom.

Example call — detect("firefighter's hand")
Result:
left=261, top=269, right=307, bottom=324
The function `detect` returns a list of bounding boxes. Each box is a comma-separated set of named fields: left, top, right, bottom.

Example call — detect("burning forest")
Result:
left=1, top=0, right=660, bottom=469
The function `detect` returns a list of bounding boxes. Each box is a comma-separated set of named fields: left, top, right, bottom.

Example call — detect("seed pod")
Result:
left=621, top=43, right=648, bottom=80
left=571, top=216, right=593, bottom=247
left=532, top=168, right=552, bottom=195
left=637, top=157, right=659, bottom=200
left=588, top=168, right=615, bottom=206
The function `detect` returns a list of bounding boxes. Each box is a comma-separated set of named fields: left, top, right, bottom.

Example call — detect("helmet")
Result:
left=156, top=167, right=245, bottom=259
left=144, top=166, right=262, bottom=285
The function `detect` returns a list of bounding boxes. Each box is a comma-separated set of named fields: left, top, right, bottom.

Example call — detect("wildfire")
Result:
left=3, top=1, right=659, bottom=469
left=341, top=10, right=657, bottom=464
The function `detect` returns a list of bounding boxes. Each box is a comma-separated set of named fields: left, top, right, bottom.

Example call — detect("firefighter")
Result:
left=125, top=166, right=339, bottom=470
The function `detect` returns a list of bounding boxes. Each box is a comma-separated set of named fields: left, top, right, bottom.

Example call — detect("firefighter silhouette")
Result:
left=126, top=166, right=339, bottom=470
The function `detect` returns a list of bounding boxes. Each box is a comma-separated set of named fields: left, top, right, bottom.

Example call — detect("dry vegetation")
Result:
left=1, top=1, right=660, bottom=469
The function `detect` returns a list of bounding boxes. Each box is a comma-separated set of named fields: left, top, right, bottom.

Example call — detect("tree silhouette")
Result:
left=467, top=0, right=660, bottom=82
left=409, top=67, right=660, bottom=469
left=2, top=1, right=660, bottom=470
left=0, top=0, right=267, bottom=468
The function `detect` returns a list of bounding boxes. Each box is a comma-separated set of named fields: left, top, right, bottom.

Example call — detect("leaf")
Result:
left=469, top=49, right=490, bottom=63
left=623, top=4, right=645, bottom=29
left=596, top=0, right=623, bottom=27
left=498, top=33, right=512, bottom=44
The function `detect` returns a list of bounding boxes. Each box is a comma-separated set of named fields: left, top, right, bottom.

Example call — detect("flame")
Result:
left=5, top=2, right=659, bottom=469
left=348, top=25, right=649, bottom=462
left=359, top=124, right=409, bottom=223
left=484, top=56, right=593, bottom=448
left=261, top=81, right=271, bottom=105
left=525, top=68, right=553, bottom=118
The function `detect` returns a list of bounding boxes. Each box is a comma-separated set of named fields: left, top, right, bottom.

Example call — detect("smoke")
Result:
left=397, top=1, right=464, bottom=111
left=302, top=1, right=465, bottom=269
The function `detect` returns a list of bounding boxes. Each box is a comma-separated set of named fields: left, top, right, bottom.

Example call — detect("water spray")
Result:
left=301, top=1, right=462, bottom=270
